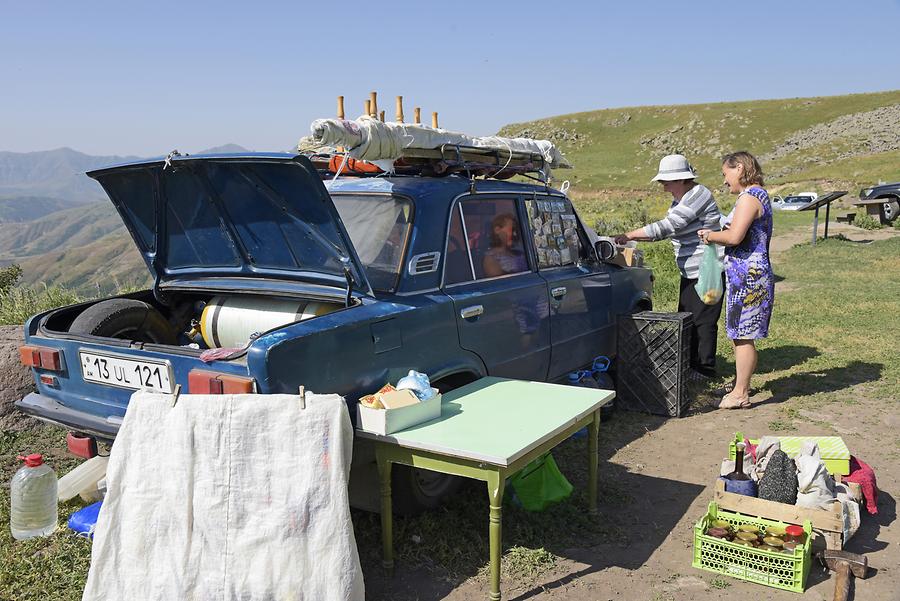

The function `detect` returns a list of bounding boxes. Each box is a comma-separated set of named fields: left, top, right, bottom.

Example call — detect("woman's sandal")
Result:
left=718, top=392, right=751, bottom=410
left=714, top=380, right=755, bottom=397
left=713, top=379, right=736, bottom=396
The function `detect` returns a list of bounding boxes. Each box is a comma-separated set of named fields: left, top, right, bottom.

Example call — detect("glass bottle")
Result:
left=726, top=442, right=751, bottom=481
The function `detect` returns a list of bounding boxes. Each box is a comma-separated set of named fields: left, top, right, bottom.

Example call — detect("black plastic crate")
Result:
left=616, top=311, right=693, bottom=417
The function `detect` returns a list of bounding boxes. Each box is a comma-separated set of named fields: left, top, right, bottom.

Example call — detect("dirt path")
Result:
left=366, top=226, right=900, bottom=601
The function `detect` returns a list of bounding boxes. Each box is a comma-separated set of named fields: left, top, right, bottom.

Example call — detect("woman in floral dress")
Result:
left=698, top=152, right=774, bottom=409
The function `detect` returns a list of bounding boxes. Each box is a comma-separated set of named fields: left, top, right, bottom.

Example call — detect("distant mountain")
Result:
left=0, top=196, right=81, bottom=223
left=199, top=144, right=249, bottom=154
left=0, top=201, right=122, bottom=259
left=0, top=147, right=139, bottom=204
left=18, top=229, right=150, bottom=294
left=0, top=144, right=251, bottom=205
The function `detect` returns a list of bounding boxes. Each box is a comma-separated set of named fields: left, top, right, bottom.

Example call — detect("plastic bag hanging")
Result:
left=694, top=244, right=724, bottom=305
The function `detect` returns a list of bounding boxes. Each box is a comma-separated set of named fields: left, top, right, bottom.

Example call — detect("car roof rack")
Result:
left=305, top=143, right=552, bottom=180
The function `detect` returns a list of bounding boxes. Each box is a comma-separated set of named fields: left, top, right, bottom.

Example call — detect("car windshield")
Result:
left=332, top=194, right=412, bottom=292
left=782, top=196, right=809, bottom=204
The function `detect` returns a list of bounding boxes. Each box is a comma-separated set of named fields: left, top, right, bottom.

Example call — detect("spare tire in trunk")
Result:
left=68, top=299, right=177, bottom=345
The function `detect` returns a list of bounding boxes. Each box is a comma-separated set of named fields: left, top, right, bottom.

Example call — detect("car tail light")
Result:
left=19, top=345, right=63, bottom=371
left=188, top=369, right=256, bottom=394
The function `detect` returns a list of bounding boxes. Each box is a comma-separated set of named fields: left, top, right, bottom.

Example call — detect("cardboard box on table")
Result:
left=357, top=389, right=442, bottom=435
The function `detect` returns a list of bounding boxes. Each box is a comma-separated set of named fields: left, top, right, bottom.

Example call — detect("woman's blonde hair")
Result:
left=722, top=151, right=764, bottom=187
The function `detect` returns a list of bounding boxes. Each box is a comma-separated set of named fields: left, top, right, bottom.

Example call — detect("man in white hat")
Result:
left=615, top=154, right=724, bottom=379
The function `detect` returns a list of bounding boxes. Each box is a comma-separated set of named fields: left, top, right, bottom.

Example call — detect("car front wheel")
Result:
left=882, top=199, right=899, bottom=223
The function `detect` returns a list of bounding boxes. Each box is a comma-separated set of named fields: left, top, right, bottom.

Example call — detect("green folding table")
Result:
left=355, top=376, right=614, bottom=601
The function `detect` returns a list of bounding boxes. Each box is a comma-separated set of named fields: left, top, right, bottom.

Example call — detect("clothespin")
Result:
left=171, top=383, right=182, bottom=407
left=298, top=385, right=306, bottom=410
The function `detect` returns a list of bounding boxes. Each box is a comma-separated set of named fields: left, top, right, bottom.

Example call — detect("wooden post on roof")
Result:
left=414, top=107, right=421, bottom=124
left=379, top=110, right=385, bottom=122
left=364, top=99, right=371, bottom=117
left=369, top=91, right=378, bottom=117
left=337, top=96, right=345, bottom=119
left=395, top=96, right=404, bottom=123
left=432, top=112, right=439, bottom=128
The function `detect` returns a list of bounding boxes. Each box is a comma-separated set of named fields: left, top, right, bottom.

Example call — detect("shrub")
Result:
left=0, top=264, right=23, bottom=296
left=852, top=213, right=882, bottom=230
left=0, top=284, right=83, bottom=326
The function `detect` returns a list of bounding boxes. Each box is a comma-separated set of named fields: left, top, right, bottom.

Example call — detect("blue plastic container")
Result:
left=719, top=476, right=758, bottom=497
left=68, top=501, right=102, bottom=539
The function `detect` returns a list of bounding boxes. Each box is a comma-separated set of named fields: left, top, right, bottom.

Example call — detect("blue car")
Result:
left=17, top=153, right=652, bottom=512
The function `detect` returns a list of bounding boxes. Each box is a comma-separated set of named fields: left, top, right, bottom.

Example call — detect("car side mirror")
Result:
left=594, top=238, right=617, bottom=262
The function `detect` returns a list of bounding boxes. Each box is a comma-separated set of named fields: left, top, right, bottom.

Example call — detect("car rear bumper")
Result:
left=15, top=392, right=120, bottom=440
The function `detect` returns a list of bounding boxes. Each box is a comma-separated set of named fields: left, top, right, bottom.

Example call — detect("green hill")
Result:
left=18, top=230, right=150, bottom=295
left=499, top=89, right=900, bottom=193
left=0, top=196, right=80, bottom=222
left=0, top=201, right=124, bottom=259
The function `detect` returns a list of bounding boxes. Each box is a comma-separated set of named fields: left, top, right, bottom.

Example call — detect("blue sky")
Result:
left=2, top=0, right=899, bottom=156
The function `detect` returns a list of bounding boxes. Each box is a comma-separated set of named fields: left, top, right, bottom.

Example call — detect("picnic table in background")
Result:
left=797, top=191, right=847, bottom=245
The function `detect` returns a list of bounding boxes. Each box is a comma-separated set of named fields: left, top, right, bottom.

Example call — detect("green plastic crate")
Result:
left=729, top=432, right=850, bottom=476
left=692, top=502, right=812, bottom=593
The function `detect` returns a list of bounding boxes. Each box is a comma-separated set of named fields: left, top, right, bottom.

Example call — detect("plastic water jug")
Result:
left=567, top=370, right=599, bottom=389
left=10, top=454, right=58, bottom=540
left=591, top=356, right=615, bottom=390
left=396, top=370, right=435, bottom=400
left=57, top=455, right=108, bottom=503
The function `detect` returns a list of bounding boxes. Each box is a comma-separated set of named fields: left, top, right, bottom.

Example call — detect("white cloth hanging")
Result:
left=82, top=390, right=363, bottom=601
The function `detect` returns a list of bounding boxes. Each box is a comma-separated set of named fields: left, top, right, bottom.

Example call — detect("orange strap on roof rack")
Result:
left=328, top=155, right=383, bottom=175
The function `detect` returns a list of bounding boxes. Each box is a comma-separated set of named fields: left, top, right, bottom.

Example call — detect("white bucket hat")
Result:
left=651, top=154, right=697, bottom=182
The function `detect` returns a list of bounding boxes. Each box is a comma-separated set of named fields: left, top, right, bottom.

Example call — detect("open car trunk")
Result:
left=38, top=153, right=374, bottom=352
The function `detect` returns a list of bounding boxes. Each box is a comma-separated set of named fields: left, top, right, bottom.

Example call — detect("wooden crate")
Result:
left=713, top=479, right=843, bottom=550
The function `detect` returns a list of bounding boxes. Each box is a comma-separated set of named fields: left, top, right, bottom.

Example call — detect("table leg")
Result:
left=588, top=409, right=600, bottom=515
left=486, top=470, right=506, bottom=601
left=376, top=453, right=394, bottom=574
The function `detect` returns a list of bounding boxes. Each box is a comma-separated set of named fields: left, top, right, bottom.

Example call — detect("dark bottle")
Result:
left=726, top=442, right=751, bottom=481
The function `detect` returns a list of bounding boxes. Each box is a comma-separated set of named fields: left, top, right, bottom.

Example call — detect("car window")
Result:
left=444, top=197, right=529, bottom=284
left=525, top=196, right=584, bottom=269
left=332, top=194, right=412, bottom=291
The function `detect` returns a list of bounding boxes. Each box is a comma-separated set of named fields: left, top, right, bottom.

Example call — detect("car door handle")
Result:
left=460, top=305, right=484, bottom=319
left=551, top=286, right=567, bottom=299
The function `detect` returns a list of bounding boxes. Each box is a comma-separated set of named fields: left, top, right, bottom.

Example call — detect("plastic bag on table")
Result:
left=694, top=244, right=724, bottom=305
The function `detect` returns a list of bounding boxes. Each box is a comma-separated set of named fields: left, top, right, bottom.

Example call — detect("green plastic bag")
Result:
left=694, top=244, right=724, bottom=305
left=509, top=453, right=573, bottom=512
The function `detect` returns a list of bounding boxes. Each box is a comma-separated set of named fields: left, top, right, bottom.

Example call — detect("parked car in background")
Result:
left=772, top=192, right=817, bottom=211
left=16, top=153, right=653, bottom=513
left=856, top=181, right=900, bottom=224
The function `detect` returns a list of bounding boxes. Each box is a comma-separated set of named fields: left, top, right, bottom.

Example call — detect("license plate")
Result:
left=79, top=352, right=174, bottom=393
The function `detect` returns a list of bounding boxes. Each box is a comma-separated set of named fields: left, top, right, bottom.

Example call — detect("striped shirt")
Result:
left=643, top=183, right=724, bottom=279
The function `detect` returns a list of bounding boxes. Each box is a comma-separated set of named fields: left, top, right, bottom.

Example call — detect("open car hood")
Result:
left=88, top=154, right=372, bottom=296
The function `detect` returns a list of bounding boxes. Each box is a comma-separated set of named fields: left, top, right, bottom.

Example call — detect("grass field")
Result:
left=2, top=206, right=897, bottom=599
